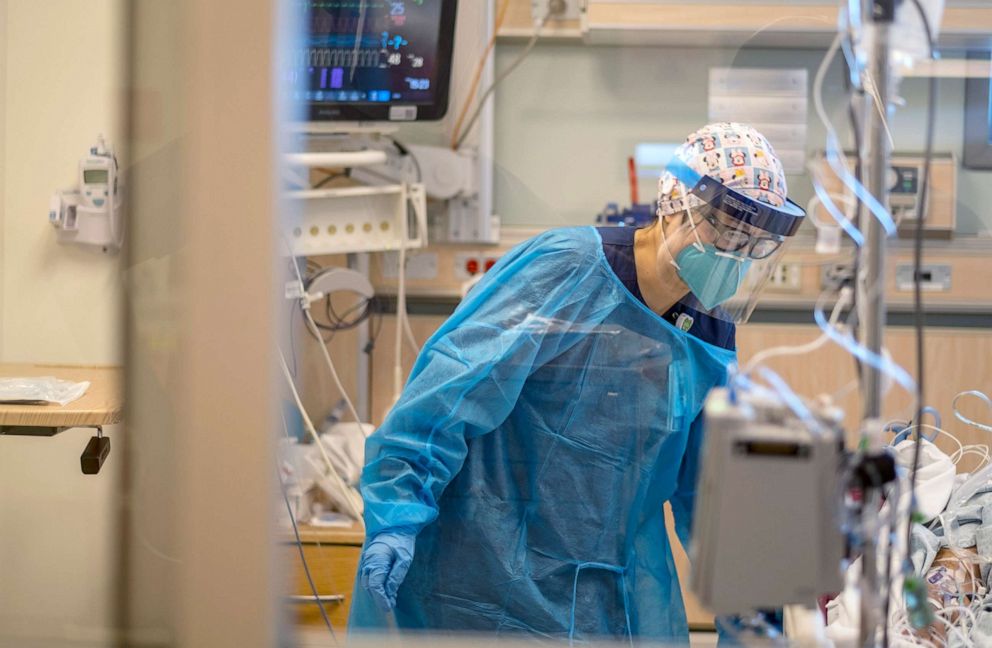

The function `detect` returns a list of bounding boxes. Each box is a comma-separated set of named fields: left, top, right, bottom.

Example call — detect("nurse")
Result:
left=349, top=122, right=806, bottom=644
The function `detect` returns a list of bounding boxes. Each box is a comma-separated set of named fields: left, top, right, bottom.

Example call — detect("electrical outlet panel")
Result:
left=895, top=263, right=951, bottom=293
left=380, top=251, right=439, bottom=281
left=766, top=262, right=802, bottom=293
left=453, top=252, right=502, bottom=281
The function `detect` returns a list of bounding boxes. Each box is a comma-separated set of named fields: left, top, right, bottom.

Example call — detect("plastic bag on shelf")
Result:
left=0, top=376, right=90, bottom=406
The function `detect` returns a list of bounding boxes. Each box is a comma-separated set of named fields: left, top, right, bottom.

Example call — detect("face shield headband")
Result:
left=663, top=157, right=806, bottom=238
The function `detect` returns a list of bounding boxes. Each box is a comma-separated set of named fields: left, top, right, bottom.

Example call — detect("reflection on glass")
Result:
left=96, top=1, right=992, bottom=646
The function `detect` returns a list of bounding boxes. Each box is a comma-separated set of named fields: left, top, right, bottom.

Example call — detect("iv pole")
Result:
left=859, top=1, right=895, bottom=645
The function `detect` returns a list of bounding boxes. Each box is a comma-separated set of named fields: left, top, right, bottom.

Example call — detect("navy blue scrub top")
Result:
left=596, top=226, right=736, bottom=351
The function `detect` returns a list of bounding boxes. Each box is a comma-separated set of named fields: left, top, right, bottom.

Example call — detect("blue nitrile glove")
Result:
left=358, top=531, right=415, bottom=612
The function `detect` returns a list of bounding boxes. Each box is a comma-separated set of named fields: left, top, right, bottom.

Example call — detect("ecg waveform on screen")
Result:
left=289, top=0, right=434, bottom=103
left=303, top=0, right=417, bottom=33
left=309, top=33, right=382, bottom=47
left=297, top=48, right=383, bottom=69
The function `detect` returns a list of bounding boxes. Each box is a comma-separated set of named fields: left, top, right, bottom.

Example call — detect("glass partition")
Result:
left=4, top=1, right=992, bottom=646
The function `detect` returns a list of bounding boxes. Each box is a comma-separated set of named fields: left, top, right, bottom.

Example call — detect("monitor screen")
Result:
left=294, top=0, right=457, bottom=122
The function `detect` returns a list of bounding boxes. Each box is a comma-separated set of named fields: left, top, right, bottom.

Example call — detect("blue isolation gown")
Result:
left=349, top=226, right=737, bottom=644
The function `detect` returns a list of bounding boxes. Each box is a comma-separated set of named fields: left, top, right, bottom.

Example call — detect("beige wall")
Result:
left=1, top=0, right=124, bottom=364
left=0, top=0, right=125, bottom=643
left=491, top=43, right=988, bottom=233
left=0, top=0, right=5, bottom=358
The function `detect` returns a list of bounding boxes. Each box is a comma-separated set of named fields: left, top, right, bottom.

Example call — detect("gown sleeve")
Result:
left=670, top=410, right=707, bottom=550
left=671, top=338, right=734, bottom=551
left=361, top=229, right=612, bottom=537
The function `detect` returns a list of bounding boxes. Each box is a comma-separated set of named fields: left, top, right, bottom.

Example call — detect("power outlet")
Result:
left=531, top=0, right=582, bottom=21
left=453, top=252, right=502, bottom=280
left=767, top=262, right=802, bottom=293
left=381, top=251, right=438, bottom=280
left=454, top=252, right=481, bottom=280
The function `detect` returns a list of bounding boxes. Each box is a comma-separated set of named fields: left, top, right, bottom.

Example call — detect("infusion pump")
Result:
left=691, top=386, right=846, bottom=615
left=49, top=135, right=124, bottom=254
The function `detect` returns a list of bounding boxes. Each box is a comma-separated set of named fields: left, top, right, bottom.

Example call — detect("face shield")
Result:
left=662, top=156, right=806, bottom=324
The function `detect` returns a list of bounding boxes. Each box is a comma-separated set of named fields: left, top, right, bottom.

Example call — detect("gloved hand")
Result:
left=358, top=531, right=416, bottom=612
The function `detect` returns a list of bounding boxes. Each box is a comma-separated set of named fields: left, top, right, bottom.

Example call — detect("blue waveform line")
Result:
left=308, top=34, right=382, bottom=47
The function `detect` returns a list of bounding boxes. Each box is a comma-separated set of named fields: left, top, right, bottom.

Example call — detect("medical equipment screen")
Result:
left=83, top=169, right=109, bottom=184
left=294, top=0, right=457, bottom=122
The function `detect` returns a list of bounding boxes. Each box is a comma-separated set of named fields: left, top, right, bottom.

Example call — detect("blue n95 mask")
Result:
left=675, top=243, right=751, bottom=311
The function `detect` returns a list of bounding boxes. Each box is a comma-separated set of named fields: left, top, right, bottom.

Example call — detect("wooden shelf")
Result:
left=291, top=522, right=366, bottom=547
left=497, top=1, right=992, bottom=49
left=0, top=363, right=123, bottom=429
left=582, top=1, right=838, bottom=47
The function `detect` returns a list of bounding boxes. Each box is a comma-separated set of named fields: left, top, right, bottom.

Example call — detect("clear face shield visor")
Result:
left=662, top=158, right=807, bottom=324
